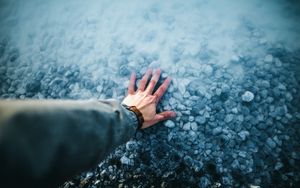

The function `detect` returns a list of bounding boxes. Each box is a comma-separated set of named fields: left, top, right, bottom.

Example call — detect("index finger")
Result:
left=128, top=72, right=136, bottom=94
left=153, top=77, right=171, bottom=103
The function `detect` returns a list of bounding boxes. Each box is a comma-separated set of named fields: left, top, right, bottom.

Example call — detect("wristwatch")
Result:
left=122, top=104, right=144, bottom=129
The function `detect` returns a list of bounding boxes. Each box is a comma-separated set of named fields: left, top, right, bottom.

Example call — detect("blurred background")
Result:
left=0, top=0, right=300, bottom=187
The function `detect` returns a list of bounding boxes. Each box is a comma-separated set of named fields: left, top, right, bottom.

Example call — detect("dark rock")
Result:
left=26, top=80, right=41, bottom=92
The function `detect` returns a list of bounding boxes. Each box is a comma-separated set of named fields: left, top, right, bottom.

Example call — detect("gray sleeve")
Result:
left=0, top=99, right=138, bottom=187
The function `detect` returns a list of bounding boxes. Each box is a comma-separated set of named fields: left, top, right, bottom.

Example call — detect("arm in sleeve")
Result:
left=0, top=99, right=138, bottom=187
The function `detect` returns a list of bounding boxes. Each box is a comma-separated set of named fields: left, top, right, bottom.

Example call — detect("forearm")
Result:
left=0, top=99, right=137, bottom=187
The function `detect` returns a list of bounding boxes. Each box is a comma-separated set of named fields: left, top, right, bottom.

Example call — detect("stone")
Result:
left=215, top=88, right=222, bottom=96
left=221, top=176, right=232, bottom=185
left=266, top=138, right=276, bottom=149
left=126, top=141, right=138, bottom=151
left=189, top=116, right=195, bottom=122
left=169, top=97, right=177, bottom=107
left=238, top=151, right=247, bottom=158
left=178, top=81, right=186, bottom=95
left=275, top=58, right=282, bottom=67
left=199, top=176, right=211, bottom=188
left=26, top=80, right=41, bottom=92
left=165, top=120, right=175, bottom=128
left=242, top=91, right=254, bottom=102
left=15, top=88, right=26, bottom=95
left=231, top=159, right=240, bottom=169
left=275, top=162, right=283, bottom=170
left=119, top=65, right=130, bottom=76
left=212, top=127, right=222, bottom=135
left=237, top=115, right=244, bottom=122
left=285, top=92, right=293, bottom=102
left=221, top=84, right=230, bottom=93
left=232, top=107, right=238, bottom=114
left=277, top=83, right=286, bottom=90
left=203, top=64, right=213, bottom=75
left=238, top=131, right=250, bottom=141
left=264, top=54, right=273, bottom=63
left=191, top=122, right=198, bottom=131
left=189, top=130, right=197, bottom=142
left=225, top=114, right=234, bottom=123
left=183, top=122, right=191, bottom=131
left=195, top=116, right=206, bottom=124
left=120, top=156, right=133, bottom=166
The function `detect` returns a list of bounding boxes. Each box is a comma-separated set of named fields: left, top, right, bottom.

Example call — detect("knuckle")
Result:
left=140, top=80, right=146, bottom=85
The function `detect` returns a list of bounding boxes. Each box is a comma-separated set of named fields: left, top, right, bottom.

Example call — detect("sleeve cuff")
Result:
left=121, top=104, right=139, bottom=130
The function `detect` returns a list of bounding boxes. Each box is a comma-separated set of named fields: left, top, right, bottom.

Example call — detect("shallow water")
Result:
left=1, top=0, right=300, bottom=187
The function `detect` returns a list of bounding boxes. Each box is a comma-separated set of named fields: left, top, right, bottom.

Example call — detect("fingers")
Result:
left=138, top=69, right=152, bottom=91
left=128, top=72, right=136, bottom=94
left=156, top=111, right=176, bottom=121
left=145, top=69, right=161, bottom=94
left=154, top=77, right=171, bottom=103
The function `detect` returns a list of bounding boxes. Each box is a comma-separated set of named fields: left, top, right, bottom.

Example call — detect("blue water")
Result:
left=0, top=0, right=300, bottom=187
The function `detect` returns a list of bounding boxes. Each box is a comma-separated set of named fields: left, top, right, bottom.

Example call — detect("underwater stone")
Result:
left=242, top=91, right=254, bottom=102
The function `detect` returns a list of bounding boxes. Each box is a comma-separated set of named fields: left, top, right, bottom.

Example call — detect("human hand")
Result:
left=122, top=68, right=176, bottom=129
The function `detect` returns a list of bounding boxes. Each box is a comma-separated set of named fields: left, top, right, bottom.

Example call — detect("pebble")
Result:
left=120, top=156, right=133, bottom=166
left=238, top=131, right=250, bottom=141
left=275, top=162, right=283, bottom=170
left=266, top=138, right=276, bottom=149
left=191, top=122, right=198, bottom=131
left=178, top=81, right=186, bottom=94
left=225, top=114, right=234, bottom=123
left=215, top=88, right=222, bottom=95
left=183, top=122, right=191, bottom=131
left=189, top=116, right=195, bottom=121
left=195, top=116, right=206, bottom=124
left=264, top=54, right=273, bottom=63
left=242, top=91, right=254, bottom=102
left=169, top=97, right=177, bottom=105
left=238, top=151, right=247, bottom=158
left=165, top=120, right=175, bottom=128
left=212, top=127, right=222, bottom=135
left=203, top=64, right=213, bottom=75
left=199, top=176, right=211, bottom=187
left=126, top=141, right=138, bottom=151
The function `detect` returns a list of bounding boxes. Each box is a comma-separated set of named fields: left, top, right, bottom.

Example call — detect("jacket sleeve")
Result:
left=0, top=99, right=138, bottom=187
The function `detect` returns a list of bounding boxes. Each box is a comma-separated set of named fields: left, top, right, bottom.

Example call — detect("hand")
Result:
left=122, top=68, right=176, bottom=129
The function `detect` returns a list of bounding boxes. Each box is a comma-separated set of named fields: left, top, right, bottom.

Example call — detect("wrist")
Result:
left=122, top=104, right=144, bottom=129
